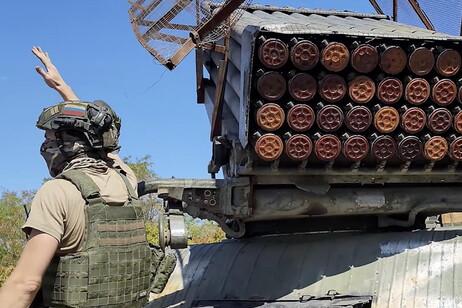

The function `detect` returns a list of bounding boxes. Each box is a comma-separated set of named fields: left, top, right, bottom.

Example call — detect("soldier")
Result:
left=0, top=47, right=151, bottom=308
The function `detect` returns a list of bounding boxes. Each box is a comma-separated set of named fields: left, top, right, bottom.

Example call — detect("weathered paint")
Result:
left=148, top=229, right=462, bottom=308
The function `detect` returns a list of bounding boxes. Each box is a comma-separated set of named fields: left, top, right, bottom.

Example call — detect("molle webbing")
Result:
left=43, top=170, right=150, bottom=308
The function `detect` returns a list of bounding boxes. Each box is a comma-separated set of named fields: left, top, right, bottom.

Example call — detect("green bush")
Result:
left=0, top=191, right=32, bottom=285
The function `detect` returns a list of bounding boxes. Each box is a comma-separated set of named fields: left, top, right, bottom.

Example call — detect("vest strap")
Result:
left=114, top=168, right=138, bottom=200
left=58, top=170, right=105, bottom=206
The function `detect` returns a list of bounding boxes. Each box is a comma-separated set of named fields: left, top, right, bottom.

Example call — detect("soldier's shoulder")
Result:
left=38, top=178, right=81, bottom=194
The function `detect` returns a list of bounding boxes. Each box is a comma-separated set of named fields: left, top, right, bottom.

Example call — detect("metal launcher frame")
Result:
left=128, top=0, right=245, bottom=70
left=131, top=3, right=462, bottom=248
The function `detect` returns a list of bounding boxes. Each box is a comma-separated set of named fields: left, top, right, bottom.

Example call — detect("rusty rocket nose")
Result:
left=290, top=40, right=319, bottom=70
left=255, top=133, right=284, bottom=161
left=317, top=105, right=344, bottom=132
left=449, top=137, right=462, bottom=161
left=318, top=74, right=346, bottom=103
left=427, top=108, right=452, bottom=134
left=436, top=49, right=461, bottom=77
left=379, top=45, right=407, bottom=75
left=286, top=104, right=315, bottom=132
left=453, top=110, right=462, bottom=134
left=432, top=79, right=457, bottom=106
left=345, top=106, right=372, bottom=133
left=401, top=107, right=426, bottom=134
left=321, top=42, right=350, bottom=72
left=371, top=135, right=396, bottom=161
left=288, top=73, right=317, bottom=102
left=397, top=136, right=422, bottom=161
left=256, top=71, right=286, bottom=101
left=408, top=47, right=434, bottom=76
left=256, top=103, right=285, bottom=132
left=351, top=43, right=378, bottom=74
left=377, top=77, right=403, bottom=105
left=423, top=136, right=448, bottom=161
left=343, top=135, right=369, bottom=161
left=258, top=38, right=289, bottom=69
left=315, top=134, right=341, bottom=161
left=348, top=75, right=375, bottom=104
left=285, top=134, right=312, bottom=161
left=405, top=78, right=430, bottom=105
left=374, top=106, right=399, bottom=133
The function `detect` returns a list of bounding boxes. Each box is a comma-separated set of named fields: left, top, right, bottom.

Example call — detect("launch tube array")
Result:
left=249, top=35, right=462, bottom=168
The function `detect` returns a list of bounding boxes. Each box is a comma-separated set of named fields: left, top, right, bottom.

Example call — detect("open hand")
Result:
left=31, top=46, right=79, bottom=100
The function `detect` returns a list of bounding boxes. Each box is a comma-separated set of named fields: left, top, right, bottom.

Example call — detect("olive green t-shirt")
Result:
left=22, top=154, right=138, bottom=254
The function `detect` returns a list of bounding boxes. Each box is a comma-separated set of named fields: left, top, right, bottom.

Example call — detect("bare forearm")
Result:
left=0, top=230, right=58, bottom=308
left=55, top=83, right=79, bottom=101
left=0, top=276, right=40, bottom=308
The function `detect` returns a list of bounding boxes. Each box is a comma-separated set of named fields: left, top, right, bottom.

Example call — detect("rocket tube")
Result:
left=423, top=135, right=448, bottom=161
left=344, top=105, right=372, bottom=133
left=435, top=49, right=461, bottom=77
left=289, top=39, right=319, bottom=70
left=350, top=43, right=378, bottom=74
left=407, top=46, right=434, bottom=76
left=258, top=37, right=289, bottom=69
left=286, top=104, right=315, bottom=132
left=320, top=41, right=350, bottom=72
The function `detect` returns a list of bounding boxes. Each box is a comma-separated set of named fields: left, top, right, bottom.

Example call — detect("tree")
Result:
left=0, top=190, right=34, bottom=285
left=123, top=155, right=162, bottom=243
left=123, top=155, right=225, bottom=246
left=186, top=215, right=225, bottom=245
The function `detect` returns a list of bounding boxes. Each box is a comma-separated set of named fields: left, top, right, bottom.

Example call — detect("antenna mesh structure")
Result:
left=129, top=0, right=251, bottom=67
left=375, top=0, right=462, bottom=35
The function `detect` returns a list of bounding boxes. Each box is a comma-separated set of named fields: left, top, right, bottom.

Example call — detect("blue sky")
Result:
left=0, top=1, right=377, bottom=192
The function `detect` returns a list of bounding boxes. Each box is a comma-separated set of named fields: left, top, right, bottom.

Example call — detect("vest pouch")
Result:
left=42, top=253, right=90, bottom=308
left=86, top=245, right=151, bottom=307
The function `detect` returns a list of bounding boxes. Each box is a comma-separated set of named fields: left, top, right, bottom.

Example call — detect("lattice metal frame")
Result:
left=128, top=0, right=251, bottom=70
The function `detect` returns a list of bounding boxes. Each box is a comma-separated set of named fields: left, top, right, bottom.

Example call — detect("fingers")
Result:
left=35, top=66, right=46, bottom=78
left=31, top=46, right=43, bottom=58
left=31, top=46, right=52, bottom=66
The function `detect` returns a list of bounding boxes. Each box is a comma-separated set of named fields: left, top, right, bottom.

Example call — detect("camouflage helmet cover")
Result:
left=36, top=100, right=121, bottom=151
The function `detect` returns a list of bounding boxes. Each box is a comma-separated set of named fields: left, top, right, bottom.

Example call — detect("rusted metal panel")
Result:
left=148, top=230, right=462, bottom=307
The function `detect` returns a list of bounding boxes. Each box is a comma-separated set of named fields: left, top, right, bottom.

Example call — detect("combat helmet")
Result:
left=36, top=100, right=121, bottom=151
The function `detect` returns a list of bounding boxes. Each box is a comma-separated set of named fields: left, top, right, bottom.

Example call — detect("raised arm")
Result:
left=32, top=46, right=79, bottom=101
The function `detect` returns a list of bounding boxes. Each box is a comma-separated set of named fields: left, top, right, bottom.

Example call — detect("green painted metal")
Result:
left=149, top=229, right=462, bottom=307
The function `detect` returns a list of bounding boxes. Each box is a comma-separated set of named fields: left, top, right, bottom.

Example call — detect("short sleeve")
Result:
left=22, top=180, right=70, bottom=242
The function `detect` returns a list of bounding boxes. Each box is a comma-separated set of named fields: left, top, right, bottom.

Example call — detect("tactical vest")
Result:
left=41, top=169, right=151, bottom=308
